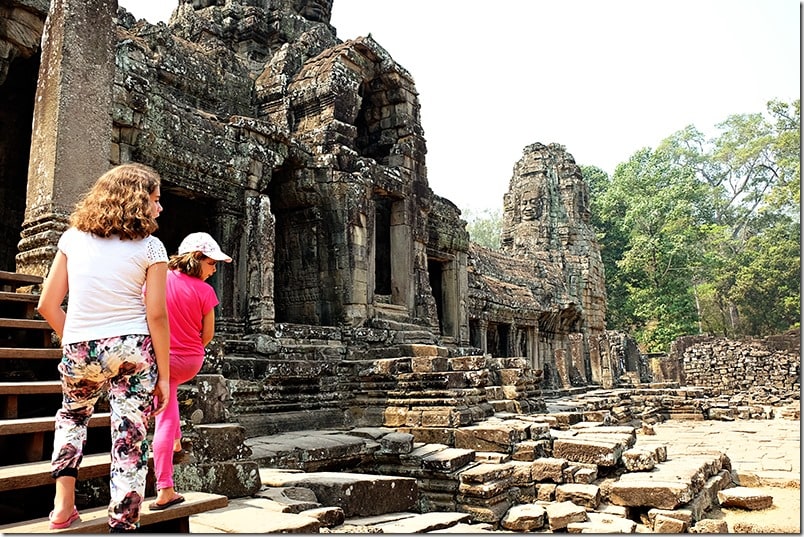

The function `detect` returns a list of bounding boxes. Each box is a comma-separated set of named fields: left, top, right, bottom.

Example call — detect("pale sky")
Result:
left=119, top=0, right=800, bottom=213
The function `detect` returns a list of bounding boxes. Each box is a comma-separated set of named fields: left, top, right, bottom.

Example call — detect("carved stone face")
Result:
left=520, top=191, right=542, bottom=221
left=295, top=0, right=333, bottom=22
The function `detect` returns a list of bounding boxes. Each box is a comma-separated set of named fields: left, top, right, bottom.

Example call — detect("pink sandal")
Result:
left=48, top=506, right=80, bottom=530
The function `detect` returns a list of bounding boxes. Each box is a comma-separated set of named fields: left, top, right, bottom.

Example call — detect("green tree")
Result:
left=596, top=99, right=800, bottom=347
left=595, top=148, right=706, bottom=351
left=464, top=208, right=502, bottom=250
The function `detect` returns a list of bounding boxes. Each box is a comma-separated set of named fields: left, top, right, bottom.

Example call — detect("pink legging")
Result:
left=152, top=353, right=204, bottom=490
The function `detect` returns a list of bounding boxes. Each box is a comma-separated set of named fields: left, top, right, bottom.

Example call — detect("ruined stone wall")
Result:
left=671, top=331, right=800, bottom=398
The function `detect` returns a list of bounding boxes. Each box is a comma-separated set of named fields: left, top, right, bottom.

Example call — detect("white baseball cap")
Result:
left=178, top=232, right=232, bottom=262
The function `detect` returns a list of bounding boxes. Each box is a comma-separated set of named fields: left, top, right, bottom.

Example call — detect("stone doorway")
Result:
left=0, top=54, right=38, bottom=272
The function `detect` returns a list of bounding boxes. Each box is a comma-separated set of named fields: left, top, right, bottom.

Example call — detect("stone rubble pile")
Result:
left=543, top=384, right=800, bottom=423
left=237, top=412, right=751, bottom=533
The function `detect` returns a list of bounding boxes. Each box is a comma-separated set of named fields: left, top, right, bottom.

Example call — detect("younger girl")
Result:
left=150, top=232, right=231, bottom=510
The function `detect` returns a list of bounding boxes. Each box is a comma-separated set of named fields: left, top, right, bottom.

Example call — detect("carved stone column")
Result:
left=244, top=190, right=275, bottom=335
left=17, top=0, right=116, bottom=276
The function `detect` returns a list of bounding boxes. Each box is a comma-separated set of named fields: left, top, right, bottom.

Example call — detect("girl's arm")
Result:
left=145, top=261, right=171, bottom=416
left=201, top=308, right=215, bottom=347
left=37, top=251, right=69, bottom=340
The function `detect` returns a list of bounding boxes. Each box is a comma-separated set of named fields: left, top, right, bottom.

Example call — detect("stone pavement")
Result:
left=642, top=417, right=800, bottom=488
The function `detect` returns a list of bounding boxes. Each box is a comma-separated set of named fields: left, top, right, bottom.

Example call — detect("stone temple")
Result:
left=3, top=0, right=620, bottom=435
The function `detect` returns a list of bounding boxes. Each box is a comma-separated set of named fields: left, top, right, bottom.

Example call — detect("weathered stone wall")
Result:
left=670, top=330, right=800, bottom=398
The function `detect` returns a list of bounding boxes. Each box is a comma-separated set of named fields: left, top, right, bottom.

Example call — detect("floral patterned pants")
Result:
left=51, top=334, right=157, bottom=531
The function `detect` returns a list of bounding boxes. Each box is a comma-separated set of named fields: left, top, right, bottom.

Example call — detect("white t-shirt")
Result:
left=58, top=227, right=168, bottom=345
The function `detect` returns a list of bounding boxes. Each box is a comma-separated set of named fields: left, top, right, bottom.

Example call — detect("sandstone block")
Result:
left=254, top=486, right=320, bottom=513
left=299, top=506, right=345, bottom=527
left=532, top=457, right=567, bottom=482
left=653, top=513, right=688, bottom=533
left=622, top=447, right=657, bottom=471
left=690, top=518, right=729, bottom=533
left=555, top=483, right=601, bottom=509
left=552, top=437, right=625, bottom=467
left=717, top=486, right=773, bottom=510
left=379, top=431, right=414, bottom=454
left=421, top=447, right=475, bottom=472
left=454, top=423, right=528, bottom=452
left=536, top=483, right=556, bottom=501
left=608, top=479, right=694, bottom=509
left=459, top=461, right=515, bottom=483
left=546, top=500, right=588, bottom=531
left=501, top=503, right=546, bottom=531
left=259, top=471, right=417, bottom=517
left=566, top=512, right=636, bottom=533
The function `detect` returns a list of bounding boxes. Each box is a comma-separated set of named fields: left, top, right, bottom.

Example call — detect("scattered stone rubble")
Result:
left=180, top=407, right=783, bottom=533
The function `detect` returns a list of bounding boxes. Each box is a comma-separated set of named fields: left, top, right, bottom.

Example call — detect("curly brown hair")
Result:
left=69, top=163, right=161, bottom=239
left=168, top=252, right=205, bottom=278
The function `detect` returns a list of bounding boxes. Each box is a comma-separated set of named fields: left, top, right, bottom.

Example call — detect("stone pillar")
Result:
left=17, top=0, right=116, bottom=277
left=244, top=190, right=275, bottom=334
left=478, top=319, right=488, bottom=354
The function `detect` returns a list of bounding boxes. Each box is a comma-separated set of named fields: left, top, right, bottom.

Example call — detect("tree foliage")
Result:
left=589, top=99, right=800, bottom=352
left=463, top=208, right=502, bottom=250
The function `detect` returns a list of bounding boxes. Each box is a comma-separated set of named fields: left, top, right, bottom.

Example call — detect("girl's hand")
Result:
left=152, top=378, right=171, bottom=416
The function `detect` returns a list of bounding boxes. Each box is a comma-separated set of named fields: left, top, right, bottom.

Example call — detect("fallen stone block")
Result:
left=690, top=518, right=729, bottom=533
left=260, top=471, right=417, bottom=517
left=653, top=513, right=688, bottom=533
left=717, top=486, right=773, bottom=510
left=254, top=486, right=320, bottom=513
left=454, top=422, right=529, bottom=452
left=622, top=447, right=657, bottom=471
left=566, top=512, right=636, bottom=533
left=175, top=460, right=261, bottom=498
left=553, top=437, right=625, bottom=467
left=546, top=500, right=588, bottom=531
left=191, top=498, right=321, bottom=533
left=532, top=457, right=567, bottom=482
left=555, top=483, right=601, bottom=509
left=608, top=479, right=694, bottom=509
left=379, top=431, right=414, bottom=454
left=457, top=496, right=511, bottom=523
left=374, top=511, right=472, bottom=533
left=536, top=483, right=556, bottom=501
left=458, top=478, right=512, bottom=499
left=500, top=503, right=546, bottom=531
left=459, top=462, right=515, bottom=483
left=299, top=506, right=344, bottom=527
left=422, top=447, right=476, bottom=472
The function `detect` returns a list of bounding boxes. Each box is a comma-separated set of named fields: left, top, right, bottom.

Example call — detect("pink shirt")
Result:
left=166, top=270, right=219, bottom=357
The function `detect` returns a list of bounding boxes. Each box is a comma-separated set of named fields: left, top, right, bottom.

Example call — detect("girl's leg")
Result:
left=153, top=354, right=203, bottom=505
left=51, top=341, right=106, bottom=523
left=105, top=335, right=157, bottom=532
left=169, top=355, right=204, bottom=453
left=152, top=376, right=180, bottom=491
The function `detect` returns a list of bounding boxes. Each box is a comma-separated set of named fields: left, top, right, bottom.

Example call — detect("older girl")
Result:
left=37, top=163, right=170, bottom=532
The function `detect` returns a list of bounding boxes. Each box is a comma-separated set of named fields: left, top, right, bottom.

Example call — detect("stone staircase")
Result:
left=0, top=270, right=227, bottom=530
